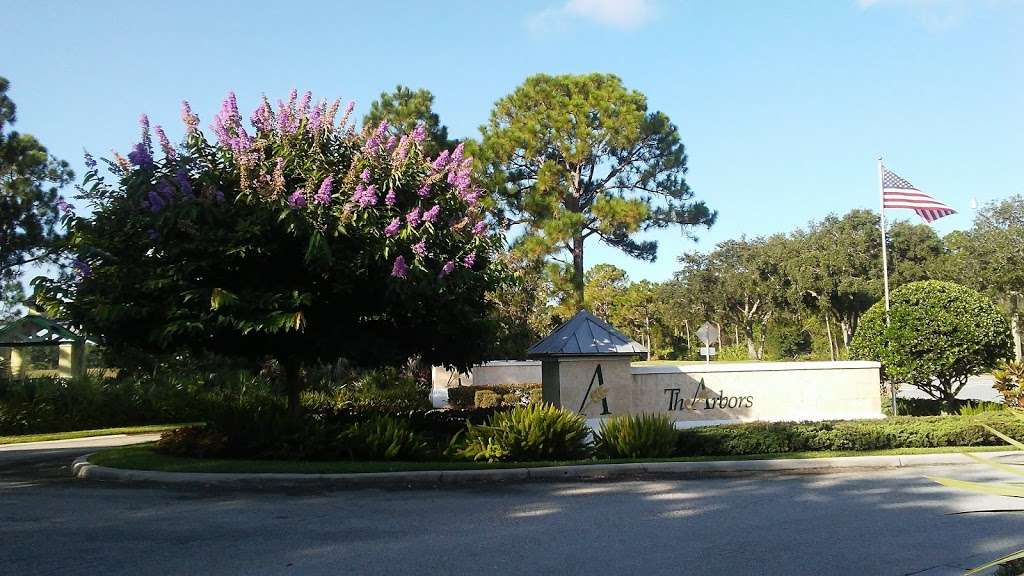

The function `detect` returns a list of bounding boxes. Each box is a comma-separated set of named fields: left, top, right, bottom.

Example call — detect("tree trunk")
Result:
left=744, top=324, right=757, bottom=360
left=824, top=314, right=836, bottom=361
left=572, top=233, right=585, bottom=312
left=1013, top=312, right=1023, bottom=362
left=282, top=359, right=303, bottom=418
left=939, top=381, right=961, bottom=414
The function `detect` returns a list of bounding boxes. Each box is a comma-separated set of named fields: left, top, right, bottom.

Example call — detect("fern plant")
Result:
left=456, top=403, right=591, bottom=462
left=929, top=409, right=1024, bottom=575
left=344, top=414, right=428, bottom=461
left=594, top=413, right=678, bottom=459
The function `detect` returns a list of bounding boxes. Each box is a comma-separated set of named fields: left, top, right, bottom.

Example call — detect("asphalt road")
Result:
left=2, top=439, right=1024, bottom=575
left=899, top=375, right=1002, bottom=403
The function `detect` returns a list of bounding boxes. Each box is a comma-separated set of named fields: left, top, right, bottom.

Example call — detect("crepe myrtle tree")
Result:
left=34, top=91, right=505, bottom=414
left=851, top=280, right=1013, bottom=410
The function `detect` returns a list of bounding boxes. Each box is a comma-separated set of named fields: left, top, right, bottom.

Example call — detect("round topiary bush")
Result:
left=851, top=280, right=1013, bottom=410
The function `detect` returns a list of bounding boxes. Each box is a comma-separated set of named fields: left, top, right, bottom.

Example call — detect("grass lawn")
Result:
left=0, top=423, right=197, bottom=446
left=88, top=443, right=1017, bottom=475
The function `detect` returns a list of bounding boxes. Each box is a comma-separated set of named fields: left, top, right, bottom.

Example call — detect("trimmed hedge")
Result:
left=447, top=383, right=541, bottom=409
left=676, top=412, right=1024, bottom=456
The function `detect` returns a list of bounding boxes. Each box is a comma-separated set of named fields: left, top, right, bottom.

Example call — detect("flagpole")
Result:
left=878, top=156, right=897, bottom=415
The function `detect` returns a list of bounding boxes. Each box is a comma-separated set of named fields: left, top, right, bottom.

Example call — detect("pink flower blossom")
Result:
left=406, top=207, right=422, bottom=227
left=384, top=217, right=401, bottom=237
left=391, top=255, right=408, bottom=278
left=439, top=261, right=455, bottom=278
left=422, top=205, right=440, bottom=223
left=155, top=125, right=176, bottom=160
left=411, top=121, right=426, bottom=142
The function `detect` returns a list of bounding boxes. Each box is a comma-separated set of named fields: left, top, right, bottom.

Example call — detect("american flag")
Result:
left=882, top=166, right=956, bottom=223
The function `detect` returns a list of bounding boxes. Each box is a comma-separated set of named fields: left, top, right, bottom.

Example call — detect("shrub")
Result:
left=957, top=402, right=1005, bottom=416
left=456, top=403, right=591, bottom=462
left=676, top=412, right=1024, bottom=456
left=594, top=413, right=677, bottom=459
left=993, top=360, right=1024, bottom=408
left=156, top=426, right=229, bottom=458
left=851, top=281, right=1013, bottom=410
left=343, top=414, right=428, bottom=461
left=447, top=383, right=541, bottom=409
left=474, top=390, right=500, bottom=409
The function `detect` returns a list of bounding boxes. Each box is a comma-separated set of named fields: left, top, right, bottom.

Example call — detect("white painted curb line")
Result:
left=71, top=450, right=1022, bottom=487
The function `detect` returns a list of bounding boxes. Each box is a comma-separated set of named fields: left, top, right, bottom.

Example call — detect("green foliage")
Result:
left=474, top=389, right=499, bottom=409
left=343, top=414, right=428, bottom=461
left=456, top=403, right=591, bottom=462
left=594, top=413, right=677, bottom=458
left=676, top=412, right=1024, bottom=456
left=34, top=90, right=506, bottom=412
left=993, top=359, right=1024, bottom=408
left=478, top=73, right=715, bottom=309
left=851, top=280, right=1013, bottom=408
left=882, top=396, right=1004, bottom=417
left=0, top=373, right=213, bottom=435
left=446, top=383, right=541, bottom=409
left=156, top=426, right=229, bottom=458
left=957, top=402, right=1005, bottom=416
left=0, top=76, right=74, bottom=285
left=363, top=85, right=455, bottom=158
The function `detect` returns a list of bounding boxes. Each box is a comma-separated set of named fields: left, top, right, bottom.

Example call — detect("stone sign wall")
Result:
left=432, top=360, right=884, bottom=426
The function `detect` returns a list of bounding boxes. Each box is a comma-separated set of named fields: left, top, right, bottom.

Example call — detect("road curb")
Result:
left=71, top=450, right=1023, bottom=488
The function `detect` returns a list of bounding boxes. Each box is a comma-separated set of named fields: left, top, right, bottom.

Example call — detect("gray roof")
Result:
left=527, top=310, right=648, bottom=358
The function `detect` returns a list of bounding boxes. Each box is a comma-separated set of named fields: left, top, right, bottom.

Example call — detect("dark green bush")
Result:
left=595, top=413, right=677, bottom=458
left=676, top=412, right=1024, bottom=456
left=343, top=415, right=428, bottom=461
left=156, top=426, right=229, bottom=458
left=456, top=403, right=591, bottom=462
left=447, top=383, right=541, bottom=409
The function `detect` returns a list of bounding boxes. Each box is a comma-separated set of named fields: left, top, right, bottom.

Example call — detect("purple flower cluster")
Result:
left=411, top=121, right=426, bottom=142
left=83, top=150, right=97, bottom=169
left=360, top=169, right=371, bottom=182
left=406, top=207, right=422, bottom=227
left=251, top=97, right=273, bottom=132
left=391, top=255, right=408, bottom=278
left=72, top=258, right=92, bottom=279
left=181, top=101, right=200, bottom=132
left=127, top=142, right=153, bottom=168
left=422, top=205, right=440, bottom=223
left=431, top=150, right=449, bottom=171
left=174, top=169, right=193, bottom=197
left=338, top=101, right=355, bottom=131
left=352, top=184, right=378, bottom=208
left=384, top=189, right=396, bottom=206
left=272, top=158, right=286, bottom=194
left=472, top=220, right=488, bottom=236
left=139, top=114, right=152, bottom=154
left=313, top=175, right=333, bottom=206
left=363, top=121, right=389, bottom=153
left=412, top=240, right=427, bottom=258
left=439, top=261, right=455, bottom=279
left=155, top=125, right=176, bottom=160
left=56, top=196, right=73, bottom=214
left=417, top=183, right=431, bottom=198
left=288, top=189, right=307, bottom=208
left=384, top=217, right=401, bottom=237
left=463, top=252, right=476, bottom=268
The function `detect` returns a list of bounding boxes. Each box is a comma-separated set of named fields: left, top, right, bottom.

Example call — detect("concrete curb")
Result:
left=71, top=450, right=1023, bottom=488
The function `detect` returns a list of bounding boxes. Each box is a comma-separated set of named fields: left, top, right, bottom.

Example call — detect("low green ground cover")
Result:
left=90, top=443, right=1015, bottom=475
left=0, top=423, right=195, bottom=445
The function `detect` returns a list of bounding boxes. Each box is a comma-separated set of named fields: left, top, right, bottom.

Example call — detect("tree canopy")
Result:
left=363, top=85, right=455, bottom=159
left=35, top=90, right=505, bottom=412
left=0, top=77, right=74, bottom=292
left=850, top=280, right=1012, bottom=408
left=477, top=73, right=715, bottom=310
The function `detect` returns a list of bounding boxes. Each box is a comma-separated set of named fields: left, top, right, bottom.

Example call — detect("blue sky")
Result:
left=6, top=0, right=1023, bottom=283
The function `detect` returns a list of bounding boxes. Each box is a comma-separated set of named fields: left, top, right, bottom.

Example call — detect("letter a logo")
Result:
left=578, top=364, right=612, bottom=416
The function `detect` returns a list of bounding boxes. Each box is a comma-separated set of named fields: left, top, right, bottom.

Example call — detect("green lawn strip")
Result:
left=0, top=423, right=199, bottom=445
left=88, top=443, right=1017, bottom=475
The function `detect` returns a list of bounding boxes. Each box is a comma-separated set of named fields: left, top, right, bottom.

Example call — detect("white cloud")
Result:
left=527, top=0, right=655, bottom=33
